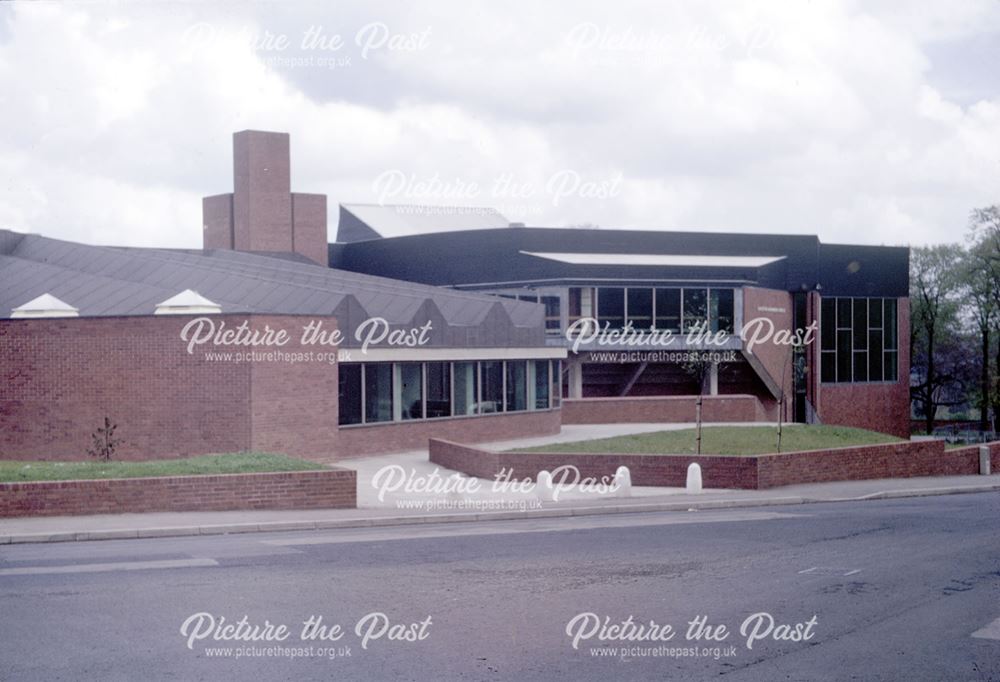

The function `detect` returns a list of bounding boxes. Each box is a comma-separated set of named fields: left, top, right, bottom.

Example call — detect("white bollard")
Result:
left=980, top=446, right=992, bottom=475
left=613, top=466, right=632, bottom=498
left=686, top=463, right=703, bottom=494
left=536, top=470, right=555, bottom=502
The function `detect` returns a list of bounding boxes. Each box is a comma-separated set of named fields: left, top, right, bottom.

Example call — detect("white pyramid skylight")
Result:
left=11, top=293, right=79, bottom=318
left=154, top=289, right=222, bottom=315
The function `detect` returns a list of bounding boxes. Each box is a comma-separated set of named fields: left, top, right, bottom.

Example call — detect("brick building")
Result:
left=0, top=130, right=911, bottom=463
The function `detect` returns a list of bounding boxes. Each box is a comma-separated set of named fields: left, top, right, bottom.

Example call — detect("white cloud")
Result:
left=0, top=0, right=997, bottom=249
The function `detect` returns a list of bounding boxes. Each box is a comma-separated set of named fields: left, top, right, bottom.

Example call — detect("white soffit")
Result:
left=520, top=251, right=786, bottom=268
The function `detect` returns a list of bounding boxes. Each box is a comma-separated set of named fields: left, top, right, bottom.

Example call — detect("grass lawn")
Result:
left=0, top=452, right=326, bottom=483
left=511, top=425, right=902, bottom=456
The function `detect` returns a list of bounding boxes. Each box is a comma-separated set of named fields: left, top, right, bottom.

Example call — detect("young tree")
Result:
left=910, top=244, right=964, bottom=433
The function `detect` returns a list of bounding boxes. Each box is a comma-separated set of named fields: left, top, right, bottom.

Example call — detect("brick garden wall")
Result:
left=0, top=468, right=357, bottom=518
left=560, top=395, right=762, bottom=425
left=333, top=409, right=561, bottom=459
left=429, top=438, right=1000, bottom=490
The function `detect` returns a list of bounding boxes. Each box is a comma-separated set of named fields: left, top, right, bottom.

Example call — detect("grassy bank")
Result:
left=0, top=452, right=326, bottom=483
left=511, top=425, right=902, bottom=456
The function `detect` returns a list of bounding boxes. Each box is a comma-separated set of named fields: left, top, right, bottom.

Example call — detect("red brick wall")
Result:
left=429, top=439, right=758, bottom=489
left=0, top=314, right=338, bottom=460
left=335, top=409, right=561, bottom=459
left=817, top=298, right=910, bottom=438
left=0, top=468, right=356, bottom=518
left=561, top=395, right=762, bottom=425
left=758, top=440, right=952, bottom=487
left=429, top=438, right=999, bottom=490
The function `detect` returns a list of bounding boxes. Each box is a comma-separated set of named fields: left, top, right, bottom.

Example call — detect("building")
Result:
left=0, top=131, right=563, bottom=461
left=0, top=130, right=911, bottom=464
left=328, top=198, right=910, bottom=438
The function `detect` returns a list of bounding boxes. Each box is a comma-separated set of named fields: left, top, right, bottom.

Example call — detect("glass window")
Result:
left=505, top=361, right=528, bottom=412
left=597, top=288, right=625, bottom=329
left=480, top=361, right=503, bottom=413
left=683, top=288, right=708, bottom=332
left=552, top=360, right=562, bottom=407
left=425, top=362, right=451, bottom=419
left=338, top=364, right=363, bottom=425
left=541, top=295, right=561, bottom=334
left=364, top=363, right=394, bottom=423
left=626, top=288, right=653, bottom=329
left=399, top=363, right=423, bottom=420
left=654, top=288, right=680, bottom=330
left=710, top=289, right=734, bottom=333
left=821, top=299, right=836, bottom=350
left=884, top=299, right=898, bottom=350
left=821, top=351, right=836, bottom=383
left=534, top=360, right=550, bottom=409
left=822, top=297, right=899, bottom=383
left=884, top=351, right=898, bottom=381
left=453, top=362, right=478, bottom=416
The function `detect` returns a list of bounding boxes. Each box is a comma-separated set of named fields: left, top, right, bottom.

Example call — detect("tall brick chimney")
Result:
left=203, top=131, right=328, bottom=265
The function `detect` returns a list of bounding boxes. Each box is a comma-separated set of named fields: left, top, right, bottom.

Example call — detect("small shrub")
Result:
left=86, top=416, right=124, bottom=461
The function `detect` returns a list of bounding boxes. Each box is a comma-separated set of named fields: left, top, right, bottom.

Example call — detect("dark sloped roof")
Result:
left=0, top=230, right=547, bottom=348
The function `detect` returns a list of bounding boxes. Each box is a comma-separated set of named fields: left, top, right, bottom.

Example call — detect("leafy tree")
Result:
left=910, top=245, right=965, bottom=433
left=960, top=240, right=996, bottom=430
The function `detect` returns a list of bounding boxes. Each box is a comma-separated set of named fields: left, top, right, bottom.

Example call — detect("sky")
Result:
left=0, top=0, right=998, bottom=249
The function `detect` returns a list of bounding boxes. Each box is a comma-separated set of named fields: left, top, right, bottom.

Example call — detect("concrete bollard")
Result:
left=980, top=446, right=992, bottom=476
left=536, top=470, right=555, bottom=502
left=614, top=466, right=632, bottom=498
left=686, top=463, right=703, bottom=494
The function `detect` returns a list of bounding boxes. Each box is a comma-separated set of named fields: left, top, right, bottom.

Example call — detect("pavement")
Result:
left=2, top=422, right=997, bottom=545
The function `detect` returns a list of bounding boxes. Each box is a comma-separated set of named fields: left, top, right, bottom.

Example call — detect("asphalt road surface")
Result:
left=1, top=493, right=998, bottom=681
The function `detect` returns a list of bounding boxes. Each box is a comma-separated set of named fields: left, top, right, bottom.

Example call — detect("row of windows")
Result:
left=339, top=360, right=562, bottom=426
left=569, top=287, right=735, bottom=333
left=821, top=298, right=898, bottom=383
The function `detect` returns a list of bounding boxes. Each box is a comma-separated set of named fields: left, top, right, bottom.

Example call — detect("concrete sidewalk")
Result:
left=2, top=473, right=998, bottom=545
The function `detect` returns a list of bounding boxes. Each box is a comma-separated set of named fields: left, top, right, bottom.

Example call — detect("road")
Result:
left=1, top=493, right=998, bottom=681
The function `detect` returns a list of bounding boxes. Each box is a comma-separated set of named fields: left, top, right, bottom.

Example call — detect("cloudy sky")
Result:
left=0, top=0, right=998, bottom=249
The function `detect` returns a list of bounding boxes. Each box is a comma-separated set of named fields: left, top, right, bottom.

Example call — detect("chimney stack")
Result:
left=202, top=131, right=328, bottom=265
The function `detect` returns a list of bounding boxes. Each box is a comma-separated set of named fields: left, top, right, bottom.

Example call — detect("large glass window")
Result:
left=682, top=289, right=708, bottom=332
left=821, top=297, right=899, bottom=383
left=654, top=288, right=681, bottom=331
left=453, top=361, right=478, bottom=416
left=425, top=362, right=451, bottom=418
left=626, top=288, right=653, bottom=329
left=505, top=361, right=528, bottom=412
left=709, top=289, right=735, bottom=333
left=399, top=363, right=423, bottom=420
left=597, top=288, right=625, bottom=329
left=338, top=364, right=363, bottom=425
left=480, top=361, right=504, bottom=413
left=534, top=360, right=550, bottom=409
left=364, top=363, right=394, bottom=423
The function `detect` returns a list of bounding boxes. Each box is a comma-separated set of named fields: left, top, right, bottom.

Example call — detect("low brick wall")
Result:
left=429, top=438, right=1000, bottom=490
left=429, top=439, right=758, bottom=488
left=560, top=395, right=763, bottom=425
left=335, top=409, right=561, bottom=459
left=0, top=468, right=356, bottom=518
